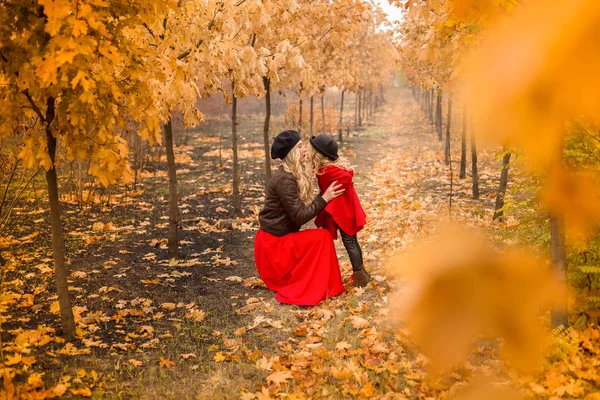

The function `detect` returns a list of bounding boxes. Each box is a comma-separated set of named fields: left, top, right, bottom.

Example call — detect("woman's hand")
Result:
left=322, top=181, right=345, bottom=203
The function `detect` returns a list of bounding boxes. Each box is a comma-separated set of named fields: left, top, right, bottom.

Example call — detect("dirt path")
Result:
left=2, top=85, right=511, bottom=399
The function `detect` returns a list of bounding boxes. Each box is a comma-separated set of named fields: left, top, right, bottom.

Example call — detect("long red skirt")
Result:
left=254, top=229, right=345, bottom=306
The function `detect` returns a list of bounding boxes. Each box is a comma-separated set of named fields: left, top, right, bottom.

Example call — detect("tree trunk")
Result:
left=363, top=87, right=368, bottom=121
left=379, top=83, right=385, bottom=104
left=460, top=103, right=467, bottom=179
left=444, top=94, right=453, bottom=165
left=338, top=90, right=345, bottom=144
left=263, top=77, right=272, bottom=189
left=309, top=96, right=314, bottom=135
left=429, top=90, right=434, bottom=122
left=44, top=97, right=76, bottom=341
left=164, top=115, right=180, bottom=259
left=354, top=91, right=358, bottom=128
left=368, top=86, right=372, bottom=118
left=232, top=84, right=242, bottom=215
left=493, top=151, right=511, bottom=221
left=550, top=136, right=569, bottom=327
left=298, top=96, right=303, bottom=134
left=321, top=93, right=326, bottom=134
left=471, top=126, right=480, bottom=199
left=436, top=92, right=443, bottom=140
left=551, top=214, right=569, bottom=327
left=358, top=89, right=362, bottom=127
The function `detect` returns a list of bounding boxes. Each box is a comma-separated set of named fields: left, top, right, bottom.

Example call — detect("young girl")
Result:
left=309, top=134, right=370, bottom=287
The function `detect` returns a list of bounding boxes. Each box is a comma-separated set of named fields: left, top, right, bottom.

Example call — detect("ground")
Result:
left=2, top=86, right=596, bottom=399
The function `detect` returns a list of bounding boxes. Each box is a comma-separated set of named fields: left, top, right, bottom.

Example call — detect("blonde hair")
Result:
left=282, top=142, right=314, bottom=205
left=309, top=145, right=352, bottom=175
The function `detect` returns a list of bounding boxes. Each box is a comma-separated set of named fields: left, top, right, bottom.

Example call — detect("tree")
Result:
left=0, top=0, right=172, bottom=340
left=444, top=94, right=453, bottom=165
left=493, top=150, right=511, bottom=221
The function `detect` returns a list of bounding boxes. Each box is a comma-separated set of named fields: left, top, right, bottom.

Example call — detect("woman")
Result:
left=255, top=130, right=346, bottom=306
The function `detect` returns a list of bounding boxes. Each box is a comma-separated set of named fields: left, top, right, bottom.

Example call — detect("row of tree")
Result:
left=394, top=0, right=598, bottom=327
left=0, top=1, right=397, bottom=339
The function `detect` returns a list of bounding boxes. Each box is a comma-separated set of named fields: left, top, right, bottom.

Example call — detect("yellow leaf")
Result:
left=266, top=370, right=293, bottom=386
left=55, top=50, right=77, bottom=66
left=389, top=224, right=563, bottom=373
left=50, top=301, right=60, bottom=315
left=335, top=341, right=352, bottom=351
left=27, top=372, right=44, bottom=389
left=53, top=383, right=68, bottom=396
left=128, top=359, right=143, bottom=367
left=70, top=387, right=92, bottom=397
left=180, top=353, right=197, bottom=359
left=349, top=316, right=370, bottom=329
left=35, top=56, right=58, bottom=87
left=5, top=353, right=22, bottom=366
left=160, top=303, right=177, bottom=310
left=159, top=357, right=175, bottom=368
left=213, top=352, right=227, bottom=362
left=72, top=19, right=88, bottom=36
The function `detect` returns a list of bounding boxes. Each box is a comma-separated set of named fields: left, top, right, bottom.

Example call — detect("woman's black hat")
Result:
left=271, top=130, right=301, bottom=160
left=309, top=134, right=339, bottom=161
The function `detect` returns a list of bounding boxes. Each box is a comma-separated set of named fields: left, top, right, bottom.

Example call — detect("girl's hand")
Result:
left=322, top=181, right=345, bottom=202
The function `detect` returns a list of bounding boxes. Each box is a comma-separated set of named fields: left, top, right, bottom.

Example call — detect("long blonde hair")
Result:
left=282, top=142, right=314, bottom=205
left=309, top=146, right=352, bottom=176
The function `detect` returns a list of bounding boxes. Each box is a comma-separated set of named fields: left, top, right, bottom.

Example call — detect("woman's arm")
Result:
left=277, top=175, right=326, bottom=227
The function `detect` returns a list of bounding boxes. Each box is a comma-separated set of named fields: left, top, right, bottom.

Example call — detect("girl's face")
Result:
left=297, top=140, right=308, bottom=163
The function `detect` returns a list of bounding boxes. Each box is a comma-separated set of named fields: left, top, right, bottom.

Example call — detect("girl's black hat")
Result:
left=309, top=134, right=339, bottom=161
left=271, top=130, right=301, bottom=160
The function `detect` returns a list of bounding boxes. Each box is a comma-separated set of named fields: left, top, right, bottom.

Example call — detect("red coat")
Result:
left=314, top=165, right=367, bottom=239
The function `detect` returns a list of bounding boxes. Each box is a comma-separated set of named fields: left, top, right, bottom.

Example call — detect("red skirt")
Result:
left=254, top=229, right=345, bottom=306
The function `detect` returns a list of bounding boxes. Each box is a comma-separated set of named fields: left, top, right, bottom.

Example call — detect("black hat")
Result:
left=271, top=130, right=301, bottom=160
left=309, top=134, right=339, bottom=161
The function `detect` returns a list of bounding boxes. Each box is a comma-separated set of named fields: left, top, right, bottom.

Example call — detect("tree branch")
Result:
left=22, top=90, right=47, bottom=124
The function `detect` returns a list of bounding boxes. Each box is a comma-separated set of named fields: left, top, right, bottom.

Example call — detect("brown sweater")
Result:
left=258, top=168, right=326, bottom=236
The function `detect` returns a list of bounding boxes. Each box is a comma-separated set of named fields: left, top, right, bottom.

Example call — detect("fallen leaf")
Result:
left=159, top=357, right=175, bottom=368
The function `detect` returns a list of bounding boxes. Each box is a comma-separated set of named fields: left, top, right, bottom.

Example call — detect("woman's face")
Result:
left=297, top=140, right=308, bottom=163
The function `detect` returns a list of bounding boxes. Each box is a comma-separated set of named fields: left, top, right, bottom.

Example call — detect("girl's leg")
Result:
left=339, top=229, right=370, bottom=287
left=339, top=230, right=364, bottom=272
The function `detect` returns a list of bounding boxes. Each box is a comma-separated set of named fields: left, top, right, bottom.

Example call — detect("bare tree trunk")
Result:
left=363, top=87, right=368, bottom=121
left=471, top=126, right=480, bottom=199
left=460, top=103, right=467, bottom=179
left=358, top=89, right=362, bottom=127
left=493, top=151, right=511, bottom=221
left=550, top=135, right=568, bottom=327
left=298, top=96, right=303, bottom=134
left=321, top=92, right=326, bottom=134
left=379, top=83, right=385, bottom=104
left=369, top=84, right=375, bottom=118
left=354, top=91, right=358, bottom=128
left=310, top=96, right=314, bottom=135
left=338, top=90, right=345, bottom=144
left=218, top=124, right=223, bottom=169
left=436, top=92, right=443, bottom=140
left=44, top=97, right=76, bottom=341
left=232, top=83, right=241, bottom=216
left=429, top=90, right=434, bottom=122
left=444, top=94, right=453, bottom=165
left=263, top=77, right=272, bottom=189
left=164, top=115, right=180, bottom=260
left=550, top=214, right=568, bottom=327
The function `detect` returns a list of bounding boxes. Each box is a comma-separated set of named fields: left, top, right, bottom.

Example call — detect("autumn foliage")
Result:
left=3, top=0, right=600, bottom=398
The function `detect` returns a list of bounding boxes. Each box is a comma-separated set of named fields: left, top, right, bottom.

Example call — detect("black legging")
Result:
left=340, top=230, right=364, bottom=272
